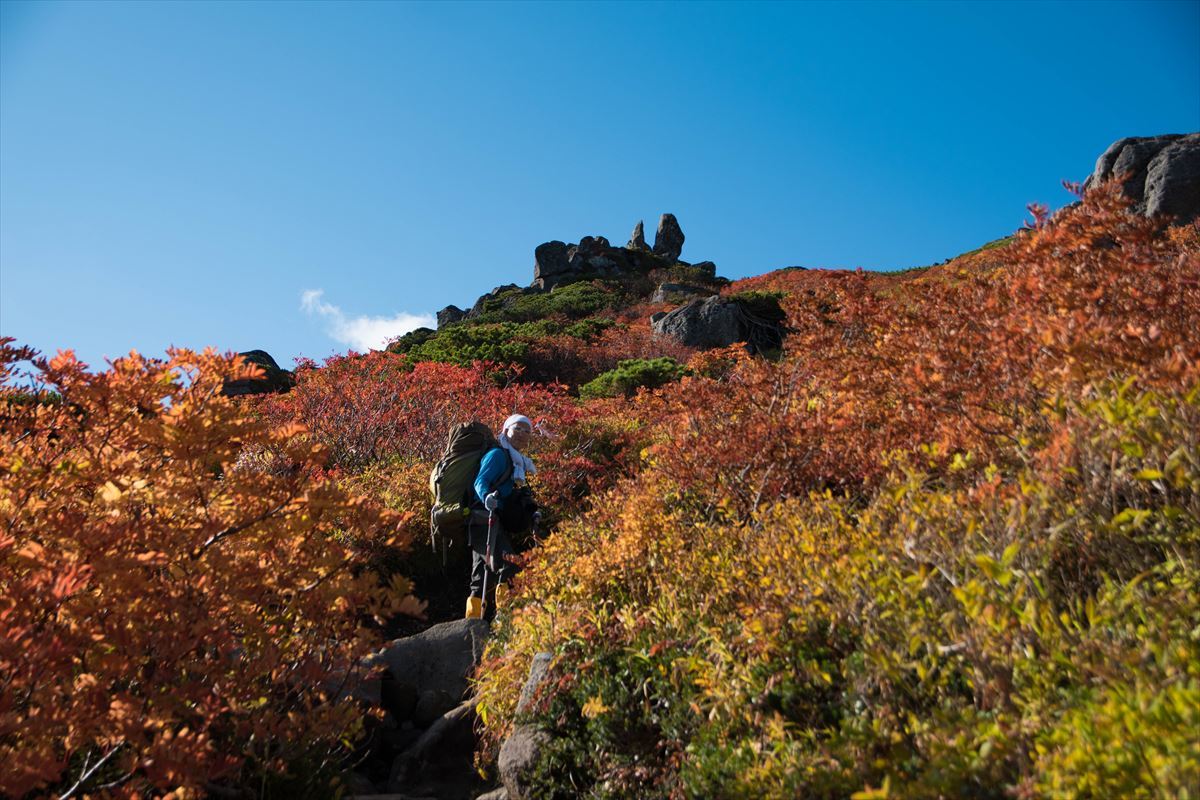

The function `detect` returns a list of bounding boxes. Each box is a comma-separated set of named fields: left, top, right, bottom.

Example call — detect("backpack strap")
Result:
left=490, top=447, right=515, bottom=493
left=465, top=447, right=515, bottom=508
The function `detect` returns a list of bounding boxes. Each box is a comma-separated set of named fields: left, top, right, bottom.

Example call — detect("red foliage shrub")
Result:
left=257, top=354, right=579, bottom=471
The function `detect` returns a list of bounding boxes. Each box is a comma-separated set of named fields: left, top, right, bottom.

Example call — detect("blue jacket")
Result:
left=474, top=447, right=515, bottom=507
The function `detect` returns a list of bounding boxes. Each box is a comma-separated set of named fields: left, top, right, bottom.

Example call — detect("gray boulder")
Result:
left=515, top=652, right=553, bottom=715
left=498, top=653, right=554, bottom=800
left=653, top=213, right=685, bottom=262
left=1085, top=133, right=1200, bottom=222
left=567, top=235, right=625, bottom=274
left=533, top=241, right=572, bottom=290
left=367, top=619, right=490, bottom=707
left=1145, top=135, right=1200, bottom=221
left=652, top=296, right=744, bottom=349
left=626, top=220, right=647, bottom=250
left=498, top=727, right=548, bottom=800
left=437, top=305, right=465, bottom=328
left=412, top=689, right=456, bottom=727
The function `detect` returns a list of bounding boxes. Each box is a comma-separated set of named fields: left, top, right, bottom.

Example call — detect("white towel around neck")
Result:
left=498, top=431, right=536, bottom=483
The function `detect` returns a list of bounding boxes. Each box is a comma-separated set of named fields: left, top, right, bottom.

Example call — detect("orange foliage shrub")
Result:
left=474, top=182, right=1200, bottom=798
left=646, top=182, right=1200, bottom=515
left=0, top=343, right=410, bottom=798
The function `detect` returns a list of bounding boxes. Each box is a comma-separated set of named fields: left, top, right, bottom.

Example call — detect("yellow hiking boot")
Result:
left=465, top=595, right=484, bottom=620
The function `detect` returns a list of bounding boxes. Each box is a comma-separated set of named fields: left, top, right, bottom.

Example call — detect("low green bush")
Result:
left=403, top=323, right=533, bottom=367
left=578, top=357, right=688, bottom=399
left=472, top=281, right=620, bottom=324
left=563, top=317, right=615, bottom=341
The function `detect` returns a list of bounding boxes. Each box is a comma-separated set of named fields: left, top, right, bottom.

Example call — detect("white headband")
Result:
left=503, top=414, right=532, bottom=435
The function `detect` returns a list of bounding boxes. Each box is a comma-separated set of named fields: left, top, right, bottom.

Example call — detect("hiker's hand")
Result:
left=484, top=492, right=499, bottom=511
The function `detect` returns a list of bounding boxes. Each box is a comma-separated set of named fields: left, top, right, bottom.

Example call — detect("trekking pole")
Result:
left=481, top=505, right=497, bottom=615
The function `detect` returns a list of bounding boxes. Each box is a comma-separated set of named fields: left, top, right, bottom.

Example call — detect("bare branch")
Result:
left=59, top=741, right=125, bottom=800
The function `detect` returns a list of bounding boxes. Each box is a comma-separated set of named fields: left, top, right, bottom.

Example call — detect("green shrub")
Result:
left=562, top=317, right=616, bottom=341
left=578, top=357, right=688, bottom=399
left=403, top=323, right=532, bottom=367
left=472, top=281, right=620, bottom=324
left=398, top=317, right=617, bottom=371
left=385, top=326, right=436, bottom=355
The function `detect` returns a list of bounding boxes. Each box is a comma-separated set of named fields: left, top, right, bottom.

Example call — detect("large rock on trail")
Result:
left=367, top=619, right=490, bottom=714
left=653, top=213, right=685, bottom=262
left=221, top=350, right=295, bottom=397
left=354, top=620, right=492, bottom=798
left=498, top=653, right=554, bottom=800
left=1085, top=133, right=1200, bottom=223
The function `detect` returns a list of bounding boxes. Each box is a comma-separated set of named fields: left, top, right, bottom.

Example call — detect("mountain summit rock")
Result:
left=653, top=213, right=685, bottom=262
left=627, top=220, right=647, bottom=250
left=530, top=214, right=687, bottom=291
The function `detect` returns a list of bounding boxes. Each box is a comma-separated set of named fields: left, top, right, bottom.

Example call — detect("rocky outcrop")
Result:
left=652, top=295, right=787, bottom=354
left=1144, top=136, right=1200, bottom=222
left=528, top=214, right=690, bottom=291
left=437, top=305, right=466, bottom=328
left=653, top=213, right=685, bottom=262
left=532, top=241, right=572, bottom=291
left=627, top=220, right=647, bottom=250
left=1085, top=133, right=1200, bottom=222
left=451, top=214, right=715, bottom=307
left=498, top=653, right=554, bottom=800
left=221, top=350, right=295, bottom=397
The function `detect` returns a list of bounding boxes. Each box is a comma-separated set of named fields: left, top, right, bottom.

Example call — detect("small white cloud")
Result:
left=301, top=289, right=434, bottom=352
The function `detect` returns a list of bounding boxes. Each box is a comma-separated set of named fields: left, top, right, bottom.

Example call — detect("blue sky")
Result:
left=2, top=0, right=1197, bottom=368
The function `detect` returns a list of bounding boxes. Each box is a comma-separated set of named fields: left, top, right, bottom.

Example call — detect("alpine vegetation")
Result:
left=3, top=174, right=1199, bottom=798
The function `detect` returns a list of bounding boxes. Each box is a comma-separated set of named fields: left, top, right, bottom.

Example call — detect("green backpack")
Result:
left=429, top=421, right=511, bottom=562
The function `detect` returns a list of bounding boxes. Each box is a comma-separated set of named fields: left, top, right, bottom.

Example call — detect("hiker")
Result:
left=464, top=414, right=539, bottom=620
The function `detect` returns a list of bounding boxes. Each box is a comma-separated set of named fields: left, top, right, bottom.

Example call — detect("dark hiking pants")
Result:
left=468, top=515, right=518, bottom=600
